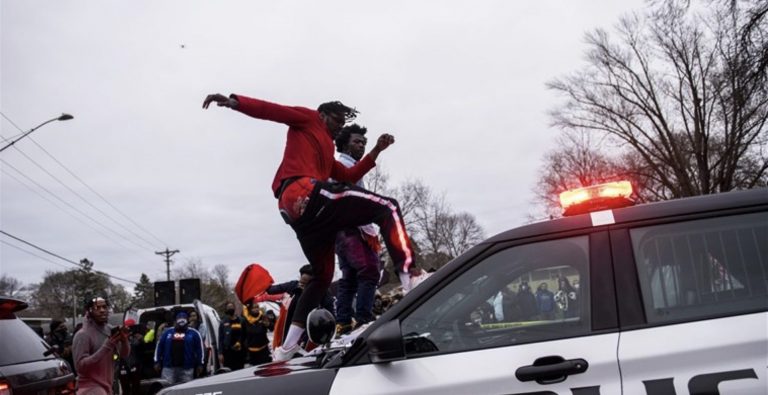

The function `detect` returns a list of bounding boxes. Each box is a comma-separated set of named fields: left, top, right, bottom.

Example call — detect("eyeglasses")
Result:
left=330, top=114, right=345, bottom=125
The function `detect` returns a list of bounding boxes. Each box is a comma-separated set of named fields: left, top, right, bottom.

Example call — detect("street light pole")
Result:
left=0, top=113, right=73, bottom=153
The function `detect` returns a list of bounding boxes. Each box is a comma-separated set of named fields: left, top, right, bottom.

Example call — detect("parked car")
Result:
left=0, top=297, right=76, bottom=394
left=124, top=299, right=221, bottom=394
left=158, top=185, right=768, bottom=394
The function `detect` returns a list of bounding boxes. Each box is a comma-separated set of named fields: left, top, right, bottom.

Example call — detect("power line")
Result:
left=0, top=230, right=139, bottom=285
left=0, top=112, right=24, bottom=133
left=1, top=165, right=133, bottom=249
left=27, top=136, right=170, bottom=248
left=0, top=239, right=71, bottom=270
left=0, top=159, right=154, bottom=252
left=6, top=146, right=158, bottom=251
left=1, top=111, right=171, bottom=250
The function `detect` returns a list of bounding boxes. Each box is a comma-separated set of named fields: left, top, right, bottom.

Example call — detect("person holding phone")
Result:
left=72, top=296, right=130, bottom=395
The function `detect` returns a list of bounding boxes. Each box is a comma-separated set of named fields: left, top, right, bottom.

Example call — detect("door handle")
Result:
left=515, top=356, right=589, bottom=385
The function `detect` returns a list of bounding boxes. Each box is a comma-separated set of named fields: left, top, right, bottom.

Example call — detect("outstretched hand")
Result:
left=202, top=93, right=238, bottom=109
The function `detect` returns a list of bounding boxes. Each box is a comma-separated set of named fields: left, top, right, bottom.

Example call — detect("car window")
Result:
left=0, top=317, right=53, bottom=365
left=630, top=212, right=768, bottom=324
left=400, top=236, right=590, bottom=357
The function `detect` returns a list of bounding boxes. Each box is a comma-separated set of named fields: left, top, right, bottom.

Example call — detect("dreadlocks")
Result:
left=335, top=123, right=368, bottom=153
left=317, top=101, right=358, bottom=122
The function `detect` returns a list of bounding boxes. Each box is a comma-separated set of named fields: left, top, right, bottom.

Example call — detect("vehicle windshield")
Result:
left=0, top=316, right=53, bottom=365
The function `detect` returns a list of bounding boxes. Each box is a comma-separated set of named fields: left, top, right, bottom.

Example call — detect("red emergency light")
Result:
left=559, top=181, right=634, bottom=216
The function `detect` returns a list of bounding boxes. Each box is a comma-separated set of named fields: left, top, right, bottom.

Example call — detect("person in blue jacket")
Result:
left=535, top=282, right=556, bottom=320
left=153, top=311, right=204, bottom=385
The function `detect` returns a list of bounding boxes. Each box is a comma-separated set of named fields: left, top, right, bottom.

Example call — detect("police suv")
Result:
left=159, top=184, right=767, bottom=395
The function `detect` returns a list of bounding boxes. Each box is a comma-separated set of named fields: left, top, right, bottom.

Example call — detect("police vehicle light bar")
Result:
left=559, top=181, right=634, bottom=216
left=0, top=298, right=28, bottom=313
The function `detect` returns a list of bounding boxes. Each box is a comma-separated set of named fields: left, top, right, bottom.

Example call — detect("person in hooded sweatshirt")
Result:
left=72, top=296, right=130, bottom=395
left=154, top=311, right=204, bottom=385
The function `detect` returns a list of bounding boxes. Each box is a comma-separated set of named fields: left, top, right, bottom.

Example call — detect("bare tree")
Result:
left=365, top=166, right=393, bottom=195
left=547, top=0, right=767, bottom=200
left=209, top=264, right=234, bottom=308
left=392, top=179, right=485, bottom=271
left=174, top=258, right=232, bottom=309
left=441, top=212, right=485, bottom=259
left=33, top=260, right=116, bottom=319
left=33, top=271, right=74, bottom=318
left=107, top=283, right=132, bottom=312
left=533, top=132, right=659, bottom=217
left=0, top=274, right=24, bottom=297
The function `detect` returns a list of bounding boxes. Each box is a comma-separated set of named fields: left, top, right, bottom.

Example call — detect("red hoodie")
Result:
left=232, top=95, right=375, bottom=197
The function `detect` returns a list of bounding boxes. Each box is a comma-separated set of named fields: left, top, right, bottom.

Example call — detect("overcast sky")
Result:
left=1, top=0, right=646, bottom=293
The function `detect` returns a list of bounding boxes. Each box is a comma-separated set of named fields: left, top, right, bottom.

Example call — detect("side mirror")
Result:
left=367, top=319, right=405, bottom=363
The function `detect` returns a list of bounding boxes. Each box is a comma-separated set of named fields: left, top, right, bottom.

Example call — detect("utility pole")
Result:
left=155, top=248, right=180, bottom=281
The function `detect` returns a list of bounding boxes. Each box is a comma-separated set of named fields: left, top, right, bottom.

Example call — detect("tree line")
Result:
left=0, top=260, right=237, bottom=319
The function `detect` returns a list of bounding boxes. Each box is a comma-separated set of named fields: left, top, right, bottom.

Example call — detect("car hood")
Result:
left=158, top=355, right=336, bottom=395
left=158, top=323, right=372, bottom=395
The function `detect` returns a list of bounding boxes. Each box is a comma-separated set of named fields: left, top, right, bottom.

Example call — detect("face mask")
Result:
left=175, top=318, right=188, bottom=331
left=225, top=309, right=235, bottom=316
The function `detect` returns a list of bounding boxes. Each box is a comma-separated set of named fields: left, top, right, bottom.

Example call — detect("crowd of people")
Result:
left=474, top=276, right=581, bottom=325
left=40, top=94, right=425, bottom=392
left=41, top=271, right=576, bottom=394
left=39, top=254, right=419, bottom=394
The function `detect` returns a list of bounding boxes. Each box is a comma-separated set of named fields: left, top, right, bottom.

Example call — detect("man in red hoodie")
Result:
left=203, top=93, right=417, bottom=361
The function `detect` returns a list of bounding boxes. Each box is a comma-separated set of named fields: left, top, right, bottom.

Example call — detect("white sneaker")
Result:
left=273, top=344, right=301, bottom=362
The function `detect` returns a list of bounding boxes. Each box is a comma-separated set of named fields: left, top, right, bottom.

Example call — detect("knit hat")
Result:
left=175, top=311, right=189, bottom=324
left=49, top=319, right=63, bottom=333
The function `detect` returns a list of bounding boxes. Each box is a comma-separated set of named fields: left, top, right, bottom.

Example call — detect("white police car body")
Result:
left=160, top=186, right=768, bottom=395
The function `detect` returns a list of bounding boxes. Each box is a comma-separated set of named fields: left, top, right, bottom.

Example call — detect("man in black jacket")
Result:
left=217, top=301, right=246, bottom=371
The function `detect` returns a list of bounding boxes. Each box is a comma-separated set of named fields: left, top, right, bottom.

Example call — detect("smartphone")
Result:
left=110, top=326, right=122, bottom=336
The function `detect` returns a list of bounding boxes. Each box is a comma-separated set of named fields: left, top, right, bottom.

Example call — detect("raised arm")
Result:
left=331, top=133, right=395, bottom=182
left=266, top=280, right=299, bottom=295
left=72, top=331, right=123, bottom=373
left=203, top=93, right=314, bottom=127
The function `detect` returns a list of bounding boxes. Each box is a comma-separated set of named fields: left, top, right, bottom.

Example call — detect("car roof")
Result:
left=134, top=303, right=198, bottom=314
left=484, top=188, right=767, bottom=245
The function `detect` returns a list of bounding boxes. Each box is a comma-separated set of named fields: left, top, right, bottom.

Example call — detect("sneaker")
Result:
left=273, top=343, right=301, bottom=362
